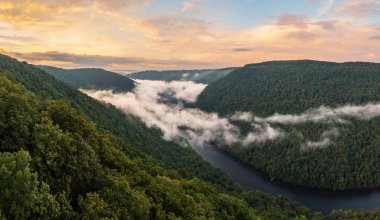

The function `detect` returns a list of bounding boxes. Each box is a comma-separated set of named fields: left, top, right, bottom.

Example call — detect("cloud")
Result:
left=252, top=103, right=380, bottom=124
left=336, top=0, right=380, bottom=17
left=243, top=125, right=284, bottom=146
left=302, top=137, right=332, bottom=150
left=275, top=13, right=341, bottom=30
left=133, top=79, right=207, bottom=103
left=93, top=0, right=150, bottom=11
left=313, top=20, right=341, bottom=30
left=369, top=35, right=380, bottom=40
left=82, top=80, right=282, bottom=147
left=286, top=31, right=319, bottom=41
left=1, top=0, right=380, bottom=69
left=0, top=34, right=39, bottom=42
left=363, top=52, right=378, bottom=60
left=232, top=48, right=252, bottom=52
left=301, top=128, right=339, bottom=150
left=276, top=14, right=310, bottom=28
left=83, top=79, right=380, bottom=151
left=4, top=50, right=211, bottom=68
left=141, top=13, right=212, bottom=41
left=233, top=103, right=380, bottom=149
left=182, top=1, right=193, bottom=12
left=0, top=0, right=150, bottom=30
left=318, top=0, right=335, bottom=16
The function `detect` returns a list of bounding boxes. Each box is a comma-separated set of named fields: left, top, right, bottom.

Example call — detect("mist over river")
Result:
left=83, top=79, right=380, bottom=214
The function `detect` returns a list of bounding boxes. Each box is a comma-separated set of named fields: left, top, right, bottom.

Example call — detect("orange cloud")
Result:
left=363, top=52, right=378, bottom=60
left=0, top=1, right=379, bottom=70
left=336, top=0, right=380, bottom=17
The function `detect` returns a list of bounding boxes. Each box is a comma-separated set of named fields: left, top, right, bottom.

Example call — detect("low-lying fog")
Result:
left=82, top=80, right=380, bottom=150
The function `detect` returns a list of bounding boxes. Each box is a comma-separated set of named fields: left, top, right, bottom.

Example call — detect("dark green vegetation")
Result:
left=0, top=76, right=263, bottom=219
left=2, top=55, right=380, bottom=219
left=195, top=60, right=380, bottom=190
left=38, top=65, right=135, bottom=92
left=0, top=54, right=329, bottom=219
left=196, top=60, right=379, bottom=116
left=128, top=68, right=236, bottom=84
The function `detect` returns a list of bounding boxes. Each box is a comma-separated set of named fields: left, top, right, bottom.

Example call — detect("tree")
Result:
left=0, top=150, right=60, bottom=219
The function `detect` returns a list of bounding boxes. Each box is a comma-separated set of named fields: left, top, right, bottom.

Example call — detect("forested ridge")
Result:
left=38, top=65, right=136, bottom=93
left=0, top=76, right=268, bottom=219
left=195, top=60, right=380, bottom=116
left=194, top=60, right=380, bottom=190
left=1, top=55, right=380, bottom=219
left=0, top=54, right=328, bottom=219
left=128, top=68, right=236, bottom=84
left=0, top=55, right=236, bottom=191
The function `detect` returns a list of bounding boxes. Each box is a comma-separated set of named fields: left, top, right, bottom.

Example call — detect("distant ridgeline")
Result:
left=39, top=65, right=136, bottom=93
left=194, top=60, right=380, bottom=190
left=128, top=67, right=236, bottom=84
left=0, top=54, right=335, bottom=219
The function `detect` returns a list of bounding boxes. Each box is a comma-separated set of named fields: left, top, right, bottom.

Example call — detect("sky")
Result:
left=0, top=0, right=380, bottom=70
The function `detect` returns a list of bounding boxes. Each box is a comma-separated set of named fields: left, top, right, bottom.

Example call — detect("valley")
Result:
left=194, top=60, right=380, bottom=190
left=2, top=1, right=380, bottom=219
left=64, top=61, right=380, bottom=214
left=1, top=54, right=380, bottom=219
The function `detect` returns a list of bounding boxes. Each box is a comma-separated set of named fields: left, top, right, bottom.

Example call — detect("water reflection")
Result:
left=193, top=144, right=380, bottom=214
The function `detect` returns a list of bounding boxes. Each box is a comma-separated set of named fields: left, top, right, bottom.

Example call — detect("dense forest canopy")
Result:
left=195, top=60, right=380, bottom=116
left=194, top=60, right=380, bottom=190
left=0, top=76, right=268, bottom=219
left=0, top=54, right=330, bottom=219
left=128, top=68, right=236, bottom=84
left=1, top=54, right=380, bottom=218
left=38, top=65, right=136, bottom=93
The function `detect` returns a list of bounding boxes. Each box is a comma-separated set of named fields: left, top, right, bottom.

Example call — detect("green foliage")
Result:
left=0, top=75, right=266, bottom=219
left=0, top=55, right=236, bottom=192
left=0, top=55, right=375, bottom=219
left=100, top=176, right=151, bottom=219
left=327, top=209, right=380, bottom=220
left=0, top=150, right=60, bottom=219
left=128, top=68, right=236, bottom=84
left=194, top=60, right=380, bottom=190
left=78, top=192, right=116, bottom=220
left=195, top=60, right=380, bottom=116
left=0, top=75, right=259, bottom=219
left=0, top=78, right=36, bottom=151
left=39, top=66, right=136, bottom=93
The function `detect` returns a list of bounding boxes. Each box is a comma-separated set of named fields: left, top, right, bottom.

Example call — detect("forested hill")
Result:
left=193, top=60, right=380, bottom=190
left=128, top=67, right=236, bottom=84
left=0, top=54, right=332, bottom=219
left=0, top=55, right=234, bottom=194
left=195, top=60, right=380, bottom=116
left=1, top=76, right=267, bottom=219
left=39, top=65, right=135, bottom=92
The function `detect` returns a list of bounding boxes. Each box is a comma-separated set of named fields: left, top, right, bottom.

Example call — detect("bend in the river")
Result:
left=193, top=144, right=380, bottom=214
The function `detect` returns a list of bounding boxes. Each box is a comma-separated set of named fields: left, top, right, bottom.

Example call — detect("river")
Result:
left=193, top=144, right=380, bottom=214
left=84, top=79, right=380, bottom=214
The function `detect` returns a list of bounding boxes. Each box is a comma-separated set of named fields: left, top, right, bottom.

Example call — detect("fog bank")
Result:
left=83, top=80, right=380, bottom=150
left=82, top=80, right=281, bottom=147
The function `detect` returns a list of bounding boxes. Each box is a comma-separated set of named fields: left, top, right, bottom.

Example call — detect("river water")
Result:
left=83, top=79, right=380, bottom=214
left=193, top=144, right=380, bottom=214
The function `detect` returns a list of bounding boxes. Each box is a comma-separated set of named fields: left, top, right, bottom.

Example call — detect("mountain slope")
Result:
left=194, top=60, right=380, bottom=190
left=0, top=55, right=232, bottom=191
left=0, top=54, right=327, bottom=219
left=128, top=68, right=236, bottom=84
left=0, top=75, right=267, bottom=219
left=195, top=60, right=380, bottom=116
left=39, top=65, right=135, bottom=92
